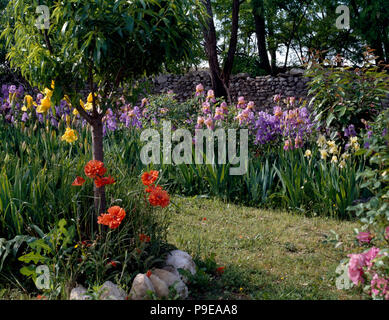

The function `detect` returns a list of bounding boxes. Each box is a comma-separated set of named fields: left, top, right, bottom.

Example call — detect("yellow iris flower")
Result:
left=304, top=149, right=312, bottom=157
left=25, top=95, right=34, bottom=108
left=87, top=92, right=98, bottom=103
left=320, top=149, right=328, bottom=159
left=61, top=127, right=78, bottom=143
left=317, top=135, right=326, bottom=147
left=36, top=96, right=51, bottom=113
left=44, top=88, right=53, bottom=99
left=73, top=99, right=91, bottom=115
left=22, top=95, right=36, bottom=112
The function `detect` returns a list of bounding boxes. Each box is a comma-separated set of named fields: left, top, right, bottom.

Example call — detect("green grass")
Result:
left=0, top=195, right=364, bottom=300
left=167, top=196, right=363, bottom=300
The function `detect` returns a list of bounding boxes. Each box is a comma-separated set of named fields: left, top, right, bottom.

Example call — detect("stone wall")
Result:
left=150, top=69, right=310, bottom=111
left=149, top=69, right=389, bottom=111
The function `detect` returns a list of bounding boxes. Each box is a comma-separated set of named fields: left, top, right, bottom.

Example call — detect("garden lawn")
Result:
left=167, top=196, right=363, bottom=300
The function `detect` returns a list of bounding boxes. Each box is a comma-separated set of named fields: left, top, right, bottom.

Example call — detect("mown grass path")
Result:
left=168, top=196, right=363, bottom=300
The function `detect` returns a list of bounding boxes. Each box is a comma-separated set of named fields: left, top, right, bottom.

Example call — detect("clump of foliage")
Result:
left=305, top=49, right=389, bottom=136
left=337, top=109, right=389, bottom=300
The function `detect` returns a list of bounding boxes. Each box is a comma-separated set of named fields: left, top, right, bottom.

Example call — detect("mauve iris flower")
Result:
left=273, top=94, right=281, bottom=103
left=237, top=96, right=246, bottom=109
left=21, top=112, right=29, bottom=122
left=344, top=124, right=356, bottom=137
left=196, top=84, right=204, bottom=97
left=206, top=90, right=216, bottom=103
left=214, top=107, right=225, bottom=121
left=8, top=85, right=17, bottom=94
left=204, top=116, right=214, bottom=130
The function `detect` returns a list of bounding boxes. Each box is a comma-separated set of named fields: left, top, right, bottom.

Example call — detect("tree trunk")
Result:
left=201, top=0, right=228, bottom=99
left=371, top=35, right=385, bottom=65
left=252, top=0, right=271, bottom=74
left=91, top=119, right=106, bottom=216
left=221, top=0, right=241, bottom=87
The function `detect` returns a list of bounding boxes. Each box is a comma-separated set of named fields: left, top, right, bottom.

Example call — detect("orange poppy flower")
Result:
left=148, top=187, right=170, bottom=208
left=141, top=170, right=159, bottom=186
left=84, top=160, right=107, bottom=179
left=97, top=206, right=126, bottom=229
left=216, top=266, right=225, bottom=275
left=139, top=233, right=151, bottom=243
left=145, top=184, right=162, bottom=193
left=72, top=176, right=85, bottom=186
left=108, top=261, right=117, bottom=267
left=94, top=175, right=116, bottom=188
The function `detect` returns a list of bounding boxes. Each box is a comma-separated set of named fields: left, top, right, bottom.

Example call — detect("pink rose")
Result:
left=356, top=231, right=372, bottom=244
left=363, top=247, right=380, bottom=269
left=348, top=253, right=366, bottom=285
left=371, top=273, right=389, bottom=299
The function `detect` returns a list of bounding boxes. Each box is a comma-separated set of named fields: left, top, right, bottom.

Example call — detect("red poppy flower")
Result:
left=146, top=270, right=152, bottom=278
left=84, top=160, right=107, bottom=179
left=95, top=175, right=116, bottom=188
left=139, top=233, right=151, bottom=243
left=141, top=170, right=159, bottom=186
left=148, top=187, right=170, bottom=208
left=216, top=266, right=225, bottom=275
left=109, top=261, right=117, bottom=267
left=145, top=185, right=162, bottom=193
left=97, top=206, right=126, bottom=229
left=72, top=176, right=85, bottom=186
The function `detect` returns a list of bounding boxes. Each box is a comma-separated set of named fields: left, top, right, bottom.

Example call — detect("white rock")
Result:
left=69, top=285, right=90, bottom=300
left=129, top=273, right=155, bottom=300
left=99, top=281, right=127, bottom=300
left=153, top=268, right=188, bottom=299
left=165, top=250, right=196, bottom=283
left=149, top=274, right=170, bottom=298
left=162, top=265, right=181, bottom=277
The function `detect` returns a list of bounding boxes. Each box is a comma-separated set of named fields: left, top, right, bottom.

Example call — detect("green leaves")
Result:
left=306, top=52, right=389, bottom=135
left=274, top=147, right=364, bottom=218
left=3, top=0, right=202, bottom=105
left=18, top=251, right=47, bottom=264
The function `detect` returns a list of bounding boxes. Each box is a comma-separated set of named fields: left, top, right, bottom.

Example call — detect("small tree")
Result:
left=201, top=0, right=241, bottom=100
left=2, top=0, right=202, bottom=217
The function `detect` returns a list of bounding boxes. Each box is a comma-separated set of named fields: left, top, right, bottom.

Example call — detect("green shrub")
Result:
left=305, top=50, right=389, bottom=135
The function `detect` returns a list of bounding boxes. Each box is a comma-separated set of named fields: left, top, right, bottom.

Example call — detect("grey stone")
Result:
left=149, top=274, right=170, bottom=298
left=165, top=250, right=196, bottom=283
left=99, top=281, right=127, bottom=300
left=153, top=268, right=188, bottom=299
left=235, top=72, right=250, bottom=79
left=156, top=74, right=168, bottom=84
left=289, top=68, right=305, bottom=75
left=129, top=273, right=155, bottom=300
left=69, top=285, right=90, bottom=300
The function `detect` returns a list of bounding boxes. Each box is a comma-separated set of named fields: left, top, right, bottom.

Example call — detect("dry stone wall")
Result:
left=148, top=69, right=389, bottom=111
left=149, top=69, right=311, bottom=111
